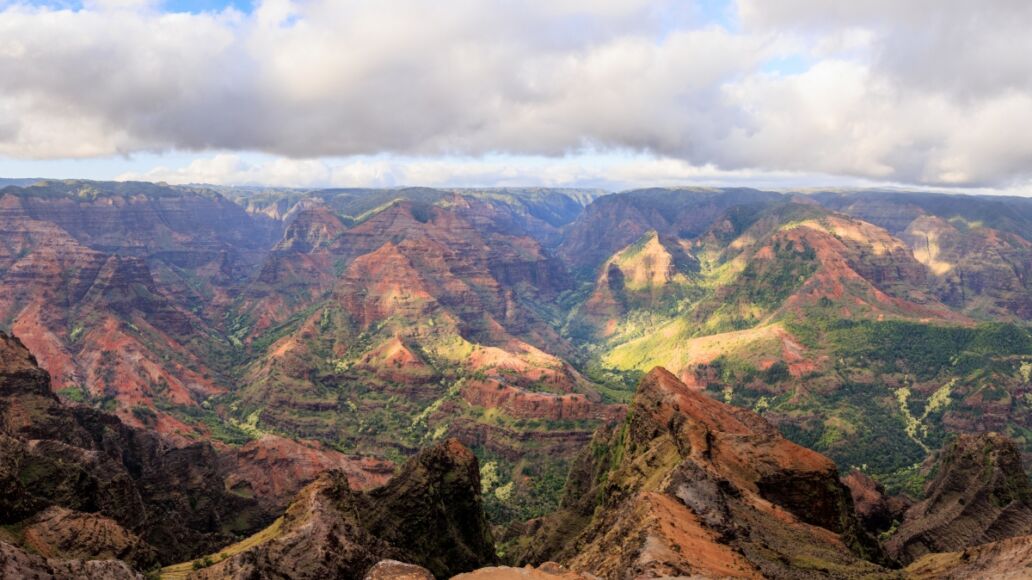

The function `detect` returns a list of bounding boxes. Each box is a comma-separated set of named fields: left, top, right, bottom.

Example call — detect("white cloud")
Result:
left=115, top=150, right=915, bottom=192
left=2, top=0, right=1032, bottom=189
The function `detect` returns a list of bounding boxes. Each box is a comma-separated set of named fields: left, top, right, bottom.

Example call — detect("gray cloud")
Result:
left=1, top=0, right=1031, bottom=189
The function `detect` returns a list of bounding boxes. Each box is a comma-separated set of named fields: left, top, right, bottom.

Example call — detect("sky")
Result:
left=0, top=0, right=1031, bottom=193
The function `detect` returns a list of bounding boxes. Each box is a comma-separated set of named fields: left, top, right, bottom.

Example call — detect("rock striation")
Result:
left=886, top=433, right=1032, bottom=563
left=0, top=541, right=142, bottom=580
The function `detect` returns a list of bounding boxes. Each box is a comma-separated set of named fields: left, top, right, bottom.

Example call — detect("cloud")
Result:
left=2, top=0, right=1032, bottom=189
left=116, top=150, right=921, bottom=193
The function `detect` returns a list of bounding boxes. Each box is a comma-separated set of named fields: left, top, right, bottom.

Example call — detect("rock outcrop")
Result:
left=363, top=559, right=435, bottom=580
left=182, top=438, right=497, bottom=579
left=0, top=541, right=141, bottom=580
left=17, top=506, right=158, bottom=571
left=886, top=433, right=1032, bottom=563
left=517, top=367, right=887, bottom=579
left=357, top=439, right=498, bottom=577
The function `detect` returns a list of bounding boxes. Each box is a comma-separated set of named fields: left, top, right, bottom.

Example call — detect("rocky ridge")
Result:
left=517, top=367, right=887, bottom=578
left=886, top=433, right=1032, bottom=563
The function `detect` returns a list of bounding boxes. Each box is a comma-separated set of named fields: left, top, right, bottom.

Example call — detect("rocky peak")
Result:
left=0, top=331, right=51, bottom=399
left=358, top=438, right=497, bottom=578
left=886, top=432, right=1032, bottom=563
left=628, top=368, right=863, bottom=534
left=519, top=367, right=886, bottom=578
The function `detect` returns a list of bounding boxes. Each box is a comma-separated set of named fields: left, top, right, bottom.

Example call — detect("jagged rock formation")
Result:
left=181, top=438, right=497, bottom=579
left=0, top=331, right=271, bottom=564
left=886, top=433, right=1032, bottom=563
left=517, top=367, right=887, bottom=578
left=187, top=470, right=402, bottom=579
left=356, top=439, right=498, bottom=576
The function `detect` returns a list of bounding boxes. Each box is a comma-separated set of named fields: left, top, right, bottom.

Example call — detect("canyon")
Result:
left=1, top=180, right=1031, bottom=577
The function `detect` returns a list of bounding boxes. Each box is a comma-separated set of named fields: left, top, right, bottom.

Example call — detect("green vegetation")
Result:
left=820, top=320, right=1032, bottom=380
left=732, top=238, right=817, bottom=311
left=56, top=385, right=87, bottom=403
left=155, top=400, right=253, bottom=445
left=477, top=449, right=571, bottom=524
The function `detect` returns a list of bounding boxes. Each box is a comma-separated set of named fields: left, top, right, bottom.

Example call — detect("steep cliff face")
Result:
left=901, top=215, right=1032, bottom=320
left=0, top=331, right=271, bottom=565
left=886, top=433, right=1032, bottom=563
left=178, top=439, right=497, bottom=580
left=518, top=367, right=886, bottom=579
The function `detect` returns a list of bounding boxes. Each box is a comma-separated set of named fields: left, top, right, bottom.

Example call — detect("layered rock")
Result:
left=886, top=433, right=1032, bottom=563
left=461, top=379, right=623, bottom=421
left=0, top=541, right=141, bottom=580
left=518, top=367, right=887, bottom=578
left=0, top=188, right=242, bottom=433
left=17, top=506, right=157, bottom=570
left=905, top=534, right=1032, bottom=579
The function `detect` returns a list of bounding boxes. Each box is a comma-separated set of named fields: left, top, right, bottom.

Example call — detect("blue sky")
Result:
left=0, top=1, right=1029, bottom=194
